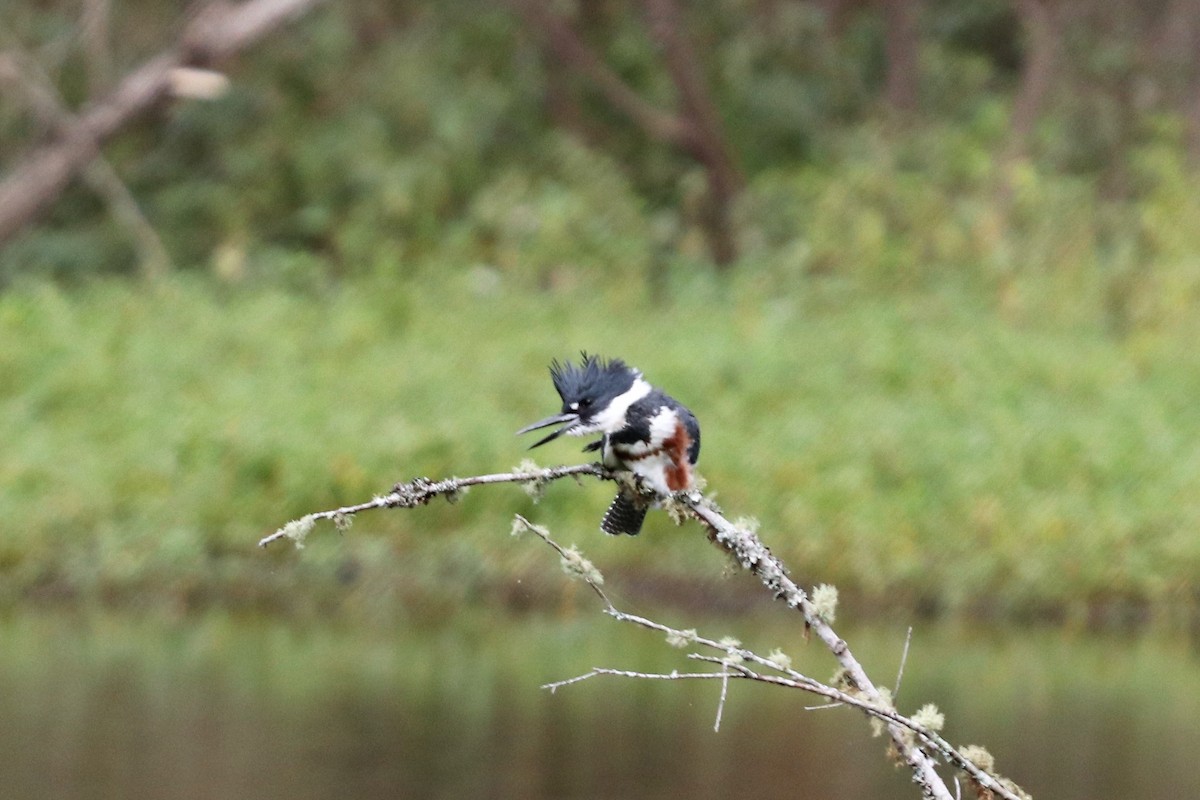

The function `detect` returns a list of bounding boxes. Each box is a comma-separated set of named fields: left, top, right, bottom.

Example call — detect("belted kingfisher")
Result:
left=517, top=354, right=701, bottom=535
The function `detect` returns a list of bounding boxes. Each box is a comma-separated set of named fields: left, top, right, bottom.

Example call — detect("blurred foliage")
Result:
left=2, top=273, right=1200, bottom=625
left=3, top=1, right=1200, bottom=624
left=2, top=0, right=1200, bottom=294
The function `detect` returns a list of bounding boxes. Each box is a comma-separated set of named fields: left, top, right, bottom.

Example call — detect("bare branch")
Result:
left=543, top=668, right=727, bottom=693
left=258, top=463, right=607, bottom=548
left=0, top=50, right=171, bottom=279
left=0, top=0, right=329, bottom=246
left=679, top=498, right=957, bottom=796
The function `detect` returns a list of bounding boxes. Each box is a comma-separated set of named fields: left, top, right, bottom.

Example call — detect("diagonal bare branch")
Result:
left=0, top=0, right=329, bottom=246
left=0, top=49, right=171, bottom=279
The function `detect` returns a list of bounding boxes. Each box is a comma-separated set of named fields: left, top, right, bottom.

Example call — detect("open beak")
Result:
left=516, top=412, right=579, bottom=449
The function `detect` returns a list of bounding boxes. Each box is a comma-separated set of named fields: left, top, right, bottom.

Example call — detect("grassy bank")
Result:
left=2, top=272, right=1199, bottom=626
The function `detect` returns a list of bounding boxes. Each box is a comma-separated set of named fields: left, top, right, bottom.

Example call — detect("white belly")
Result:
left=602, top=406, right=694, bottom=495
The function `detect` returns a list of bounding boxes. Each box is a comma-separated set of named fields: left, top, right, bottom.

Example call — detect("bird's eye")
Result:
left=578, top=398, right=591, bottom=408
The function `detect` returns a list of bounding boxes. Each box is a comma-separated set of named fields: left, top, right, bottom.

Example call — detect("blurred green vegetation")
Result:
left=2, top=271, right=1199, bottom=624
left=3, top=1, right=1200, bottom=625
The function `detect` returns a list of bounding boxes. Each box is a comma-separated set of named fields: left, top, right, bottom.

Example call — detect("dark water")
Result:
left=1, top=610, right=1197, bottom=799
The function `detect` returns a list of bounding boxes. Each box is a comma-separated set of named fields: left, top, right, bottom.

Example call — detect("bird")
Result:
left=517, top=353, right=701, bottom=535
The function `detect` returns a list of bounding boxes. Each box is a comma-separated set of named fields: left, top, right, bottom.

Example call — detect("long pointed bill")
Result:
left=516, top=412, right=579, bottom=449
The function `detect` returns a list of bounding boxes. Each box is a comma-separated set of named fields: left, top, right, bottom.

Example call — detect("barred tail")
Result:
left=601, top=492, right=648, bottom=536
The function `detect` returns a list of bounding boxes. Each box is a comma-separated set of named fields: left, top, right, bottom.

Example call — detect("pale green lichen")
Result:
left=666, top=628, right=697, bottom=648
left=279, top=516, right=315, bottom=549
left=830, top=667, right=852, bottom=692
left=717, top=636, right=744, bottom=665
left=811, top=583, right=838, bottom=624
left=956, top=746, right=1033, bottom=800
left=958, top=744, right=995, bottom=773
left=510, top=515, right=548, bottom=539
left=665, top=494, right=690, bottom=525
left=912, top=703, right=945, bottom=732
left=513, top=459, right=548, bottom=502
left=731, top=516, right=760, bottom=535
left=559, top=545, right=604, bottom=585
left=766, top=648, right=792, bottom=671
left=868, top=686, right=895, bottom=738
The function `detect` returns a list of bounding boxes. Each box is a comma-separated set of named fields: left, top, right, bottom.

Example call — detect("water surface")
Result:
left=1, top=610, right=1196, bottom=799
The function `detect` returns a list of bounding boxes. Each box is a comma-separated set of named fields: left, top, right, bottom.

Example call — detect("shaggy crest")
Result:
left=548, top=353, right=637, bottom=406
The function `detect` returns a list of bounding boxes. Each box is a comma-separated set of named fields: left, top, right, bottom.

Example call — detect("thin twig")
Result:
left=714, top=670, right=731, bottom=732
left=543, top=668, right=726, bottom=693
left=895, top=625, right=914, bottom=699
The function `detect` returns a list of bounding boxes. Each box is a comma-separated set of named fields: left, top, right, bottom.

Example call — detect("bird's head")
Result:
left=517, top=353, right=640, bottom=448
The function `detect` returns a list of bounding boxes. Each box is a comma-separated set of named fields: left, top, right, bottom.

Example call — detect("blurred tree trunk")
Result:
left=540, top=52, right=604, bottom=150
left=1007, top=0, right=1060, bottom=161
left=1153, top=0, right=1200, bottom=68
left=882, top=0, right=920, bottom=114
left=515, top=0, right=743, bottom=268
left=1152, top=0, right=1200, bottom=161
left=817, top=0, right=863, bottom=36
left=643, top=0, right=742, bottom=267
left=1189, top=84, right=1200, bottom=164
left=814, top=0, right=922, bottom=113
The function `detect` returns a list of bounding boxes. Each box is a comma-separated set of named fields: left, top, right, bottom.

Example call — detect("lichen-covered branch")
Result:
left=258, top=462, right=608, bottom=548
left=514, top=514, right=1026, bottom=800
left=263, top=462, right=1028, bottom=800
left=678, top=498, right=962, bottom=798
